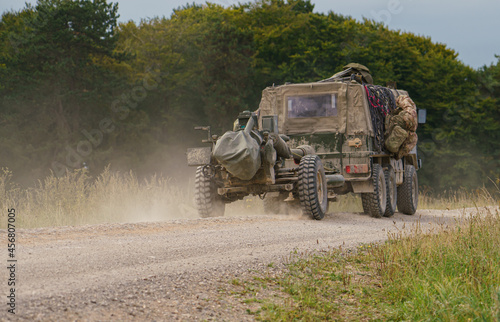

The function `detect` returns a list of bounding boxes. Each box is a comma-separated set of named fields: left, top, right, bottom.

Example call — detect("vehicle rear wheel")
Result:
left=397, top=165, right=418, bottom=215
left=297, top=155, right=328, bottom=220
left=361, top=164, right=387, bottom=218
left=384, top=166, right=397, bottom=217
left=194, top=166, right=225, bottom=218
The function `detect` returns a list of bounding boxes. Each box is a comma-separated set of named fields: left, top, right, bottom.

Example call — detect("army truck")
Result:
left=187, top=64, right=422, bottom=220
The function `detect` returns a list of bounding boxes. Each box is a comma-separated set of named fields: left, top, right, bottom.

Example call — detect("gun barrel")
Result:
left=290, top=145, right=315, bottom=160
left=325, top=174, right=345, bottom=187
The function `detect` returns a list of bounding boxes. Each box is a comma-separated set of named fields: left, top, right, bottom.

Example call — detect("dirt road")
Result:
left=1, top=209, right=468, bottom=321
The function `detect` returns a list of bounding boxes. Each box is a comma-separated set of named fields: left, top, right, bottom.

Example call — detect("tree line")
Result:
left=0, top=0, right=499, bottom=191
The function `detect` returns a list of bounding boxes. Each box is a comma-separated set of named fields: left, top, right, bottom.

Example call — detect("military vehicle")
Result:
left=187, top=64, right=423, bottom=220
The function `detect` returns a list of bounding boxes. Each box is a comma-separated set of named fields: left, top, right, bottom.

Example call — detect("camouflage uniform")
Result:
left=384, top=95, right=418, bottom=159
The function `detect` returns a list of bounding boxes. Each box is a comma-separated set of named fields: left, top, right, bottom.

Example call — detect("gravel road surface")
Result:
left=0, top=208, right=472, bottom=321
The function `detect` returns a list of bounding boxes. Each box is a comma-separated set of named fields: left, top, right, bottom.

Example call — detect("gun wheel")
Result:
left=297, top=155, right=328, bottom=220
left=194, top=166, right=225, bottom=218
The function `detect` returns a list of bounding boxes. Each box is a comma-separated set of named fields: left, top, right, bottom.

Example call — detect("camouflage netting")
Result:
left=384, top=95, right=418, bottom=159
left=364, top=85, right=397, bottom=152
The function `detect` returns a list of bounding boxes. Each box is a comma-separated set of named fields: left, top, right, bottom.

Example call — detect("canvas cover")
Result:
left=257, top=81, right=413, bottom=158
left=258, top=82, right=375, bottom=136
left=213, top=129, right=261, bottom=180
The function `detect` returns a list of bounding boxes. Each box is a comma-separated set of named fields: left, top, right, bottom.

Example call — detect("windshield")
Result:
left=287, top=94, right=337, bottom=118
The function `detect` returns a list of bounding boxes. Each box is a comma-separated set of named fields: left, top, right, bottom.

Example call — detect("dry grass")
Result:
left=1, top=166, right=498, bottom=229
left=0, top=167, right=197, bottom=229
left=419, top=185, right=498, bottom=209
left=330, top=185, right=498, bottom=214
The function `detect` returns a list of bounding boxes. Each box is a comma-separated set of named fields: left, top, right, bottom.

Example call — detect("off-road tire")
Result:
left=397, top=165, right=418, bottom=215
left=361, top=164, right=387, bottom=218
left=384, top=166, right=397, bottom=217
left=194, top=166, right=225, bottom=218
left=297, top=155, right=328, bottom=220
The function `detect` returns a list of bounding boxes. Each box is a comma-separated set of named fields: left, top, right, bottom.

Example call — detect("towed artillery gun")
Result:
left=187, top=64, right=424, bottom=219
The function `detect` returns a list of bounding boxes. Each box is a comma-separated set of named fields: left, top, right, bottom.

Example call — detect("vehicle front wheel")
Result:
left=361, top=164, right=387, bottom=218
left=297, top=155, right=328, bottom=220
left=194, top=166, right=225, bottom=218
left=397, top=165, right=418, bottom=215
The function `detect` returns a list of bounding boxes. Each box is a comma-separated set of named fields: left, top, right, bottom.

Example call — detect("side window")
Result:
left=287, top=94, right=337, bottom=118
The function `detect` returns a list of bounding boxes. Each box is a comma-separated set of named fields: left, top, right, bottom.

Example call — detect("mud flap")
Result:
left=351, top=180, right=374, bottom=193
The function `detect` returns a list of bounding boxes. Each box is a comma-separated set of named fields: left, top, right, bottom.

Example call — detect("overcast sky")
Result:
left=2, top=0, right=498, bottom=69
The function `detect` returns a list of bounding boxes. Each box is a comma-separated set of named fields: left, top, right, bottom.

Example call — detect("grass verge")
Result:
left=231, top=207, right=500, bottom=321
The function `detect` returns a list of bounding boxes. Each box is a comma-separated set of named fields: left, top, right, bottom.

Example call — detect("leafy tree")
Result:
left=1, top=0, right=498, bottom=191
left=0, top=0, right=126, bottom=184
left=117, top=4, right=257, bottom=133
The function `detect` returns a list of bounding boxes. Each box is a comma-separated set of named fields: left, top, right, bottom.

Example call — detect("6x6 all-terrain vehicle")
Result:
left=187, top=64, right=424, bottom=220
